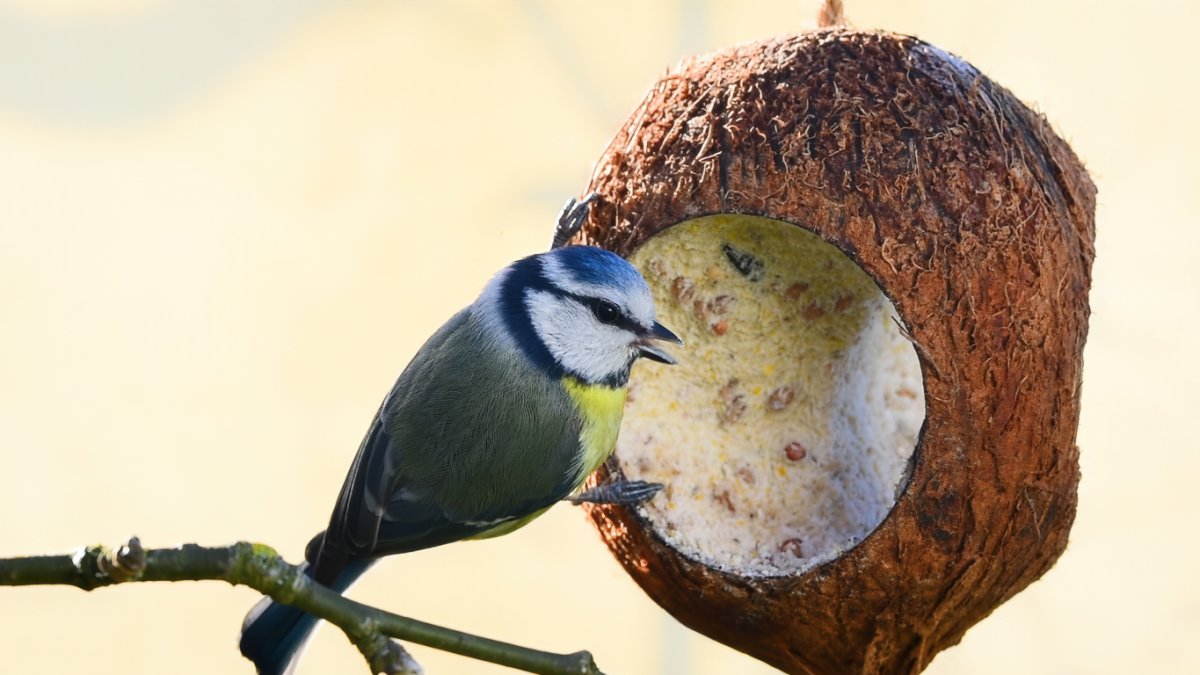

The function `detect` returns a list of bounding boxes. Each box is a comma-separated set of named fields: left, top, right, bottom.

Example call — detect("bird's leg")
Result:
left=550, top=193, right=600, bottom=250
left=568, top=480, right=663, bottom=506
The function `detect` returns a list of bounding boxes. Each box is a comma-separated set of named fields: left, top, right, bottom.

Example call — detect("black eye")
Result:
left=591, top=300, right=621, bottom=325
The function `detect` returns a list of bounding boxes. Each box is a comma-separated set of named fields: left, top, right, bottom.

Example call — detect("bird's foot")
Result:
left=569, top=480, right=663, bottom=506
left=550, top=193, right=600, bottom=250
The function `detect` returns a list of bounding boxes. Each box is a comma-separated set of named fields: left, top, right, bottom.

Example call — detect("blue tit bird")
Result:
left=238, top=200, right=681, bottom=675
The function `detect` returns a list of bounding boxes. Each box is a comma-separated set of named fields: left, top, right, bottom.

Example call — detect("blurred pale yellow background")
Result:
left=1, top=1, right=1196, bottom=673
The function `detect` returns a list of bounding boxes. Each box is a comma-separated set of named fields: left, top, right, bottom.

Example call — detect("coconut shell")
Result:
left=574, top=30, right=1095, bottom=674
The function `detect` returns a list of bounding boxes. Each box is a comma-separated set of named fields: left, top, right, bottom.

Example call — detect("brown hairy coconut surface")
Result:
left=571, top=30, right=1095, bottom=674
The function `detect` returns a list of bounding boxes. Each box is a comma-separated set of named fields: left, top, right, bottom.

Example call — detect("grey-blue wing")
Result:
left=312, top=308, right=582, bottom=581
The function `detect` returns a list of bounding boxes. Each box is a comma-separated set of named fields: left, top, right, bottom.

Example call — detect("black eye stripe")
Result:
left=564, top=293, right=642, bottom=334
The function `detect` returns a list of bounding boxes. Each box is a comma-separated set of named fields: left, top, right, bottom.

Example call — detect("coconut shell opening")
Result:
left=621, top=214, right=924, bottom=576
left=574, top=29, right=1094, bottom=675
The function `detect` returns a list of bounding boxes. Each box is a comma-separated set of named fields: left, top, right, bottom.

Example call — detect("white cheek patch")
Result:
left=526, top=290, right=633, bottom=382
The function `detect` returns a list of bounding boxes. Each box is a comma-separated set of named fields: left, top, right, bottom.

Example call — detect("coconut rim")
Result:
left=582, top=208, right=934, bottom=582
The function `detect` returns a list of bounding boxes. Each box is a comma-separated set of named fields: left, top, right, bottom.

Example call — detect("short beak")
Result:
left=636, top=321, right=683, bottom=365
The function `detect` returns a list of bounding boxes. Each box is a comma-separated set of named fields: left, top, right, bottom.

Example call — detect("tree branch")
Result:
left=0, top=537, right=602, bottom=675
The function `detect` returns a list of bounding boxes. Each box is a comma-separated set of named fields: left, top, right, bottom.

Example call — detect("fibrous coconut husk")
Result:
left=572, top=29, right=1095, bottom=674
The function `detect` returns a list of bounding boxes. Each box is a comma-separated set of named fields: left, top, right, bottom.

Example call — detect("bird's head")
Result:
left=479, top=246, right=682, bottom=387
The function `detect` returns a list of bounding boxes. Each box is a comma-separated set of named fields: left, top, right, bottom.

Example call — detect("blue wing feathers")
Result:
left=243, top=302, right=587, bottom=673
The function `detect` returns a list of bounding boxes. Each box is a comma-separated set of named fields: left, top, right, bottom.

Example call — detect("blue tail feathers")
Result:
left=239, top=558, right=374, bottom=675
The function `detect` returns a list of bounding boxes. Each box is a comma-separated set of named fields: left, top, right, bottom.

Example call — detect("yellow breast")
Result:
left=469, top=378, right=627, bottom=543
left=562, top=377, right=627, bottom=483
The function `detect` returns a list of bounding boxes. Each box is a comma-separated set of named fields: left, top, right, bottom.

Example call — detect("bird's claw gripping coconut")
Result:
left=551, top=193, right=600, bottom=250
left=569, top=480, right=664, bottom=506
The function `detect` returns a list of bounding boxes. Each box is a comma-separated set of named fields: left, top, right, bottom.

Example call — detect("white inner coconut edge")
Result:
left=620, top=215, right=925, bottom=577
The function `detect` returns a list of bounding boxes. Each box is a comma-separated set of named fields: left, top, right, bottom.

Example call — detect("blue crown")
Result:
left=549, top=245, right=644, bottom=292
